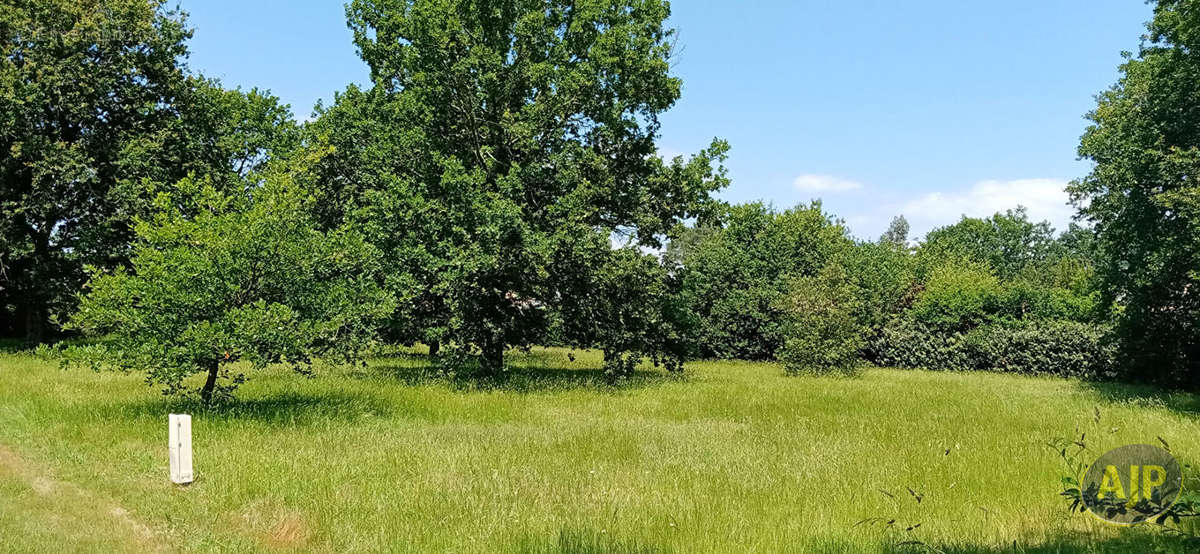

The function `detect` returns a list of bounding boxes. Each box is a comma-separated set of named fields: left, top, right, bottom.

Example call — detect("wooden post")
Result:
left=168, top=414, right=194, bottom=484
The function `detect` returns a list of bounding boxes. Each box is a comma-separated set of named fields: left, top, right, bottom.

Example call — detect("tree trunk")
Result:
left=21, top=228, right=52, bottom=344
left=200, top=360, right=220, bottom=404
left=428, top=340, right=440, bottom=357
left=22, top=302, right=46, bottom=344
left=480, top=340, right=504, bottom=374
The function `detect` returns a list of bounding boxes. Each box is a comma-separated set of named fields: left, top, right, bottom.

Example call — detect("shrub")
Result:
left=874, top=317, right=1115, bottom=378
left=909, top=263, right=1003, bottom=332
left=842, top=241, right=917, bottom=334
left=777, top=263, right=864, bottom=374
left=966, top=321, right=1116, bottom=379
left=996, top=280, right=1100, bottom=323
left=871, top=318, right=972, bottom=370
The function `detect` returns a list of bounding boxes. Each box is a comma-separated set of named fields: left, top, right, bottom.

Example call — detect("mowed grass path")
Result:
left=1, top=347, right=1198, bottom=553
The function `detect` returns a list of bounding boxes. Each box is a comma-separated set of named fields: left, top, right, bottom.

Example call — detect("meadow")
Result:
left=1, top=346, right=1198, bottom=553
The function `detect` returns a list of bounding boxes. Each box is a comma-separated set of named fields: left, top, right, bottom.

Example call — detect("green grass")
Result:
left=0, top=347, right=1198, bottom=552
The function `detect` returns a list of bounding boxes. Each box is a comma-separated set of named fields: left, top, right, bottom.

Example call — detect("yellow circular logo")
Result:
left=1080, top=444, right=1183, bottom=525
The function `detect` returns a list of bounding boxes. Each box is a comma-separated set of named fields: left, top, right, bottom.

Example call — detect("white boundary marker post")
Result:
left=168, top=414, right=194, bottom=484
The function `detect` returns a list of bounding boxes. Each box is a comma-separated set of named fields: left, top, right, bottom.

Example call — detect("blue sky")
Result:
left=177, top=0, right=1151, bottom=240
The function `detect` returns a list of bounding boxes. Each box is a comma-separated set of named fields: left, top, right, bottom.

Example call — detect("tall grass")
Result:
left=0, top=347, right=1197, bottom=552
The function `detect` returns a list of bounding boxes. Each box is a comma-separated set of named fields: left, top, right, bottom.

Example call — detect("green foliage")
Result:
left=0, top=0, right=188, bottom=340
left=872, top=318, right=972, bottom=371
left=842, top=239, right=917, bottom=335
left=65, top=177, right=393, bottom=402
left=1070, top=0, right=1200, bottom=389
left=0, top=0, right=298, bottom=341
left=879, top=243, right=1107, bottom=375
left=918, top=208, right=1057, bottom=280
left=677, top=202, right=850, bottom=360
left=995, top=279, right=1100, bottom=323
left=553, top=241, right=689, bottom=378
left=310, top=0, right=729, bottom=371
left=777, top=263, right=863, bottom=374
left=0, top=0, right=1173, bottom=392
left=909, top=263, right=1003, bottom=333
left=875, top=318, right=1114, bottom=378
left=965, top=321, right=1115, bottom=379
left=878, top=215, right=910, bottom=246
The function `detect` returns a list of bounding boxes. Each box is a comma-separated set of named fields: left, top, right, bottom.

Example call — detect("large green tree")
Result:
left=322, top=0, right=728, bottom=371
left=676, top=202, right=850, bottom=360
left=0, top=0, right=297, bottom=341
left=1071, top=0, right=1200, bottom=388
left=918, top=208, right=1057, bottom=280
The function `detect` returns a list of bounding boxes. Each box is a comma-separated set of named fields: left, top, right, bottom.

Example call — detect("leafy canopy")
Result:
left=777, top=262, right=864, bottom=375
left=0, top=0, right=298, bottom=341
left=676, top=202, right=850, bottom=360
left=315, top=0, right=729, bottom=370
left=67, top=177, right=394, bottom=402
left=1070, top=0, right=1200, bottom=387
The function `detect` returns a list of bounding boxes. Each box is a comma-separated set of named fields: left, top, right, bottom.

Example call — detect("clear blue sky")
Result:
left=177, top=0, right=1151, bottom=240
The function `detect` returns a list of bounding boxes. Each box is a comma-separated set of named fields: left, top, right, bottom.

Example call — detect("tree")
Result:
left=879, top=215, right=910, bottom=246
left=551, top=233, right=690, bottom=378
left=1070, top=0, right=1200, bottom=388
left=328, top=0, right=729, bottom=371
left=841, top=239, right=916, bottom=338
left=0, top=0, right=299, bottom=341
left=777, top=263, right=863, bottom=374
left=1, top=0, right=187, bottom=341
left=919, top=208, right=1056, bottom=280
left=66, top=177, right=394, bottom=403
left=677, top=202, right=850, bottom=360
left=909, top=263, right=1003, bottom=333
left=663, top=223, right=718, bottom=267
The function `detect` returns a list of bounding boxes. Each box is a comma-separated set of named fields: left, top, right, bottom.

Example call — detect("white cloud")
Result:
left=899, top=178, right=1074, bottom=239
left=792, top=174, right=864, bottom=193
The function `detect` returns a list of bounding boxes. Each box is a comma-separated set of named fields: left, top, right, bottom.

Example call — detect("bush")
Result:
left=995, top=280, right=1100, bottom=323
left=909, top=263, right=1003, bottom=332
left=777, top=264, right=864, bottom=374
left=873, top=317, right=1115, bottom=378
left=842, top=241, right=917, bottom=333
left=871, top=318, right=971, bottom=370
left=966, top=321, right=1116, bottom=379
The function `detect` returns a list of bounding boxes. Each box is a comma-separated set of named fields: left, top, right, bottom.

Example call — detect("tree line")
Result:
left=3, top=0, right=1199, bottom=400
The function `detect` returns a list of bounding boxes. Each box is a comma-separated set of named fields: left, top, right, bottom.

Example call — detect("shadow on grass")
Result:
left=358, top=345, right=684, bottom=393
left=516, top=527, right=667, bottom=554
left=1077, top=380, right=1200, bottom=416
left=102, top=391, right=396, bottom=426
left=0, top=338, right=31, bottom=354
left=366, top=362, right=683, bottom=394
left=513, top=527, right=1199, bottom=553
left=884, top=532, right=1200, bottom=553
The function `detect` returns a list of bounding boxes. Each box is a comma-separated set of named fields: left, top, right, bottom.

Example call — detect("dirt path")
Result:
left=0, top=443, right=168, bottom=553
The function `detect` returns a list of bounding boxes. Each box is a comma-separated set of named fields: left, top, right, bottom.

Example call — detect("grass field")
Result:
left=0, top=346, right=1198, bottom=552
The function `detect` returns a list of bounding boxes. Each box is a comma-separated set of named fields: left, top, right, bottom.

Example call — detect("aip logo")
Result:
left=1080, top=444, right=1183, bottom=524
